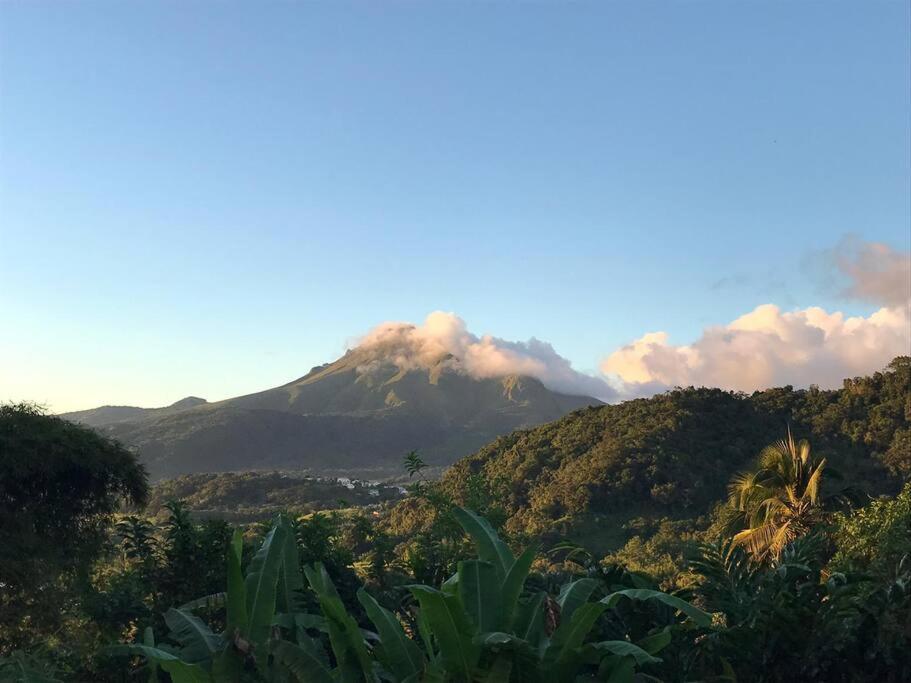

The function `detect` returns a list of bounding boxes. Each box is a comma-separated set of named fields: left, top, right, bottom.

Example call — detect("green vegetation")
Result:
left=389, top=357, right=908, bottom=554
left=146, top=472, right=404, bottom=523
left=104, top=509, right=714, bottom=683
left=724, top=431, right=843, bottom=561
left=1, top=358, right=909, bottom=681
left=0, top=404, right=148, bottom=653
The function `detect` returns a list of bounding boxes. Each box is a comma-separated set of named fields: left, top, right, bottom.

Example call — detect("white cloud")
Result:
left=353, top=311, right=617, bottom=400
left=602, top=303, right=910, bottom=395
left=352, top=239, right=910, bottom=402
left=603, top=238, right=911, bottom=396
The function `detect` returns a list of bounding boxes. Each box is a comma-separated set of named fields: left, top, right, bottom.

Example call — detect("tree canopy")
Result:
left=0, top=403, right=148, bottom=647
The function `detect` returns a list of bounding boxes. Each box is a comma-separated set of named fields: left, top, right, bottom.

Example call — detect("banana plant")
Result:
left=109, top=515, right=313, bottom=682
left=108, top=508, right=712, bottom=683
left=302, top=507, right=712, bottom=682
left=402, top=507, right=713, bottom=683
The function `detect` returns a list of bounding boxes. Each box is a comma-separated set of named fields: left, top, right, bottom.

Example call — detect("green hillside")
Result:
left=4, top=362, right=910, bottom=682
left=145, top=471, right=404, bottom=523
left=388, top=357, right=909, bottom=555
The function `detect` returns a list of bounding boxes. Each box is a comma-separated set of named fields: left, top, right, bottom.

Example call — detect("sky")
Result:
left=1, top=1, right=909, bottom=412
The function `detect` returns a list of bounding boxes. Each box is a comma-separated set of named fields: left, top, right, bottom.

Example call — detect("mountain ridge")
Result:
left=62, top=350, right=602, bottom=480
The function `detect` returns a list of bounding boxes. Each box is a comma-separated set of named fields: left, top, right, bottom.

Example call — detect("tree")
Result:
left=115, top=515, right=159, bottom=570
left=830, top=483, right=911, bottom=578
left=725, top=431, right=839, bottom=561
left=0, top=403, right=148, bottom=650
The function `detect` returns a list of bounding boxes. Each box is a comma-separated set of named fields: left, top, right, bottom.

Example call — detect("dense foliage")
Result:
left=146, top=472, right=404, bottom=523
left=104, top=509, right=719, bottom=683
left=1, top=359, right=909, bottom=680
left=5, top=487, right=908, bottom=682
left=386, top=358, right=909, bottom=552
left=0, top=404, right=148, bottom=652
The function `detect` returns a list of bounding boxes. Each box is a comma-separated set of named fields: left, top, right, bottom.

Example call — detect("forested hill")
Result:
left=390, top=357, right=909, bottom=547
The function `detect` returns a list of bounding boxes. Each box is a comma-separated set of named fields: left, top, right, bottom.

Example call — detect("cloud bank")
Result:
left=353, top=311, right=618, bottom=401
left=603, top=239, right=910, bottom=396
left=602, top=303, right=909, bottom=395
left=351, top=239, right=909, bottom=402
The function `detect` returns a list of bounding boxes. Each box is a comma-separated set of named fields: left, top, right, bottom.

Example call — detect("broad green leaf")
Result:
left=277, top=516, right=307, bottom=614
left=179, top=593, right=226, bottom=612
left=211, top=649, right=244, bottom=683
left=245, top=523, right=287, bottom=647
left=164, top=608, right=223, bottom=666
left=556, top=578, right=599, bottom=624
left=409, top=585, right=480, bottom=682
left=585, top=640, right=660, bottom=665
left=272, top=612, right=326, bottom=632
left=543, top=602, right=608, bottom=681
left=636, top=627, right=672, bottom=656
left=483, top=654, right=513, bottom=683
left=410, top=664, right=446, bottom=683
left=357, top=588, right=425, bottom=680
left=473, top=631, right=536, bottom=654
left=474, top=630, right=539, bottom=680
left=458, top=560, right=501, bottom=633
left=143, top=626, right=159, bottom=683
left=601, top=589, right=712, bottom=627
left=271, top=614, right=330, bottom=668
left=452, top=508, right=513, bottom=580
left=11, top=670, right=61, bottom=683
left=416, top=603, right=438, bottom=664
left=1, top=652, right=63, bottom=683
left=270, top=640, right=335, bottom=683
left=603, top=655, right=636, bottom=683
left=513, top=592, right=546, bottom=646
left=225, top=529, right=247, bottom=635
left=442, top=572, right=459, bottom=596
left=500, top=544, right=538, bottom=631
left=305, top=563, right=376, bottom=683
left=107, top=645, right=210, bottom=683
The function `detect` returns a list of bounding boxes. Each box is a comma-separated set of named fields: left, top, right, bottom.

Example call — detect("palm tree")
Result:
left=725, top=430, right=834, bottom=562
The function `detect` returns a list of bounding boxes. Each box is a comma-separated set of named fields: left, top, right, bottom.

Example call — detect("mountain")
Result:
left=62, top=396, right=208, bottom=428
left=386, top=357, right=910, bottom=555
left=62, top=346, right=601, bottom=480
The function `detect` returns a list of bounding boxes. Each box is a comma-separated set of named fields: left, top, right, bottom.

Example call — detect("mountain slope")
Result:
left=63, top=348, right=601, bottom=480
left=62, top=396, right=208, bottom=428
left=387, top=357, right=910, bottom=553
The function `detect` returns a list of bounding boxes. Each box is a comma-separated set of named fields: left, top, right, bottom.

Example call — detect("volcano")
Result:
left=63, top=346, right=601, bottom=480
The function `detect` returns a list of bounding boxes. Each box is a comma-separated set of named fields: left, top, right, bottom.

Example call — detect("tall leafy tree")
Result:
left=0, top=403, right=148, bottom=650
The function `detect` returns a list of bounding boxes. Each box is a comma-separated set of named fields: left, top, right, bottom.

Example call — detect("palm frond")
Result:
left=802, top=459, right=826, bottom=504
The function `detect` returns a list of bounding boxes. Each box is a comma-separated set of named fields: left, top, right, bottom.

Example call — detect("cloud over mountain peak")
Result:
left=352, top=311, right=618, bottom=401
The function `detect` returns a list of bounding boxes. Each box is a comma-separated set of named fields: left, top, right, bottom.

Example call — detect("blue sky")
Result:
left=1, top=1, right=909, bottom=411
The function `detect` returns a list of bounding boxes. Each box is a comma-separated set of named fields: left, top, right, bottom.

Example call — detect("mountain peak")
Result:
left=169, top=396, right=207, bottom=409
left=64, top=345, right=603, bottom=480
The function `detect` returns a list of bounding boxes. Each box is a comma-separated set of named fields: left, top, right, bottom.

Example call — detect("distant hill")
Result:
left=386, top=357, right=910, bottom=554
left=63, top=396, right=208, bottom=428
left=62, top=346, right=600, bottom=480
